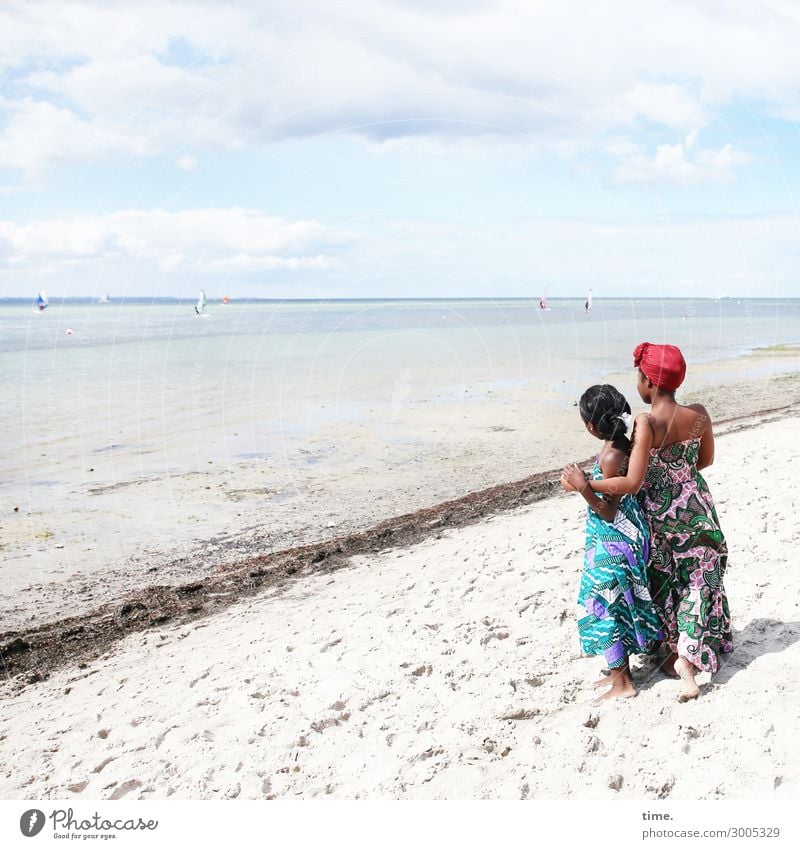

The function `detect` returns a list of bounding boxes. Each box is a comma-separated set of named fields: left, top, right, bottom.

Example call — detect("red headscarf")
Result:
left=633, top=342, right=686, bottom=392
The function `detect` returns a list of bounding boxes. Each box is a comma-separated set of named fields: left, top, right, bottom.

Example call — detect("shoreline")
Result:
left=3, top=351, right=800, bottom=634
left=2, top=400, right=798, bottom=691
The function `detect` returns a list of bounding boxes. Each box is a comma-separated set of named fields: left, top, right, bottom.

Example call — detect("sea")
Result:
left=2, top=297, right=800, bottom=492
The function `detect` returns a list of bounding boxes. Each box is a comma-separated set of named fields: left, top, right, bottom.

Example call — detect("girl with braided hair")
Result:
left=560, top=384, right=662, bottom=700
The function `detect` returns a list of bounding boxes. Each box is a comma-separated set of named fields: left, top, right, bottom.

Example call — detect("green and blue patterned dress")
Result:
left=576, top=462, right=662, bottom=667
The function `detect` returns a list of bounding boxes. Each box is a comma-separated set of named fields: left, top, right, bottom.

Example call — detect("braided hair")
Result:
left=578, top=384, right=632, bottom=453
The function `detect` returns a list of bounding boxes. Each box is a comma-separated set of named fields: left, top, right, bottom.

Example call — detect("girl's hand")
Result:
left=561, top=463, right=587, bottom=492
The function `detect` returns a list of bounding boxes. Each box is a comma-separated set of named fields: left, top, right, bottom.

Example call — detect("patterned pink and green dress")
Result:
left=576, top=463, right=662, bottom=668
left=639, top=438, right=733, bottom=673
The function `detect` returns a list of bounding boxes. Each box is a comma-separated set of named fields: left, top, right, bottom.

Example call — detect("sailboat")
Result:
left=195, top=289, right=209, bottom=317
left=222, top=294, right=230, bottom=305
left=584, top=288, right=593, bottom=312
left=97, top=292, right=111, bottom=303
left=35, top=290, right=48, bottom=312
left=538, top=287, right=550, bottom=311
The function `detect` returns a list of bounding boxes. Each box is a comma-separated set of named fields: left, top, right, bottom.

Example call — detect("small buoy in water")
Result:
left=65, top=328, right=73, bottom=335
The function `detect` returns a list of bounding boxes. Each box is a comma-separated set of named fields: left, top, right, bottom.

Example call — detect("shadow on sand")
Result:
left=627, top=618, right=800, bottom=694
left=713, top=618, right=800, bottom=685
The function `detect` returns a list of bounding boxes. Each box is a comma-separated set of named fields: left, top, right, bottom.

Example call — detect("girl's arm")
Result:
left=587, top=414, right=654, bottom=495
left=689, top=403, right=714, bottom=469
left=561, top=449, right=624, bottom=522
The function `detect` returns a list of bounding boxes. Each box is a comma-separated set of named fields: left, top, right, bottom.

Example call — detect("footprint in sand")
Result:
left=189, top=670, right=211, bottom=688
left=607, top=774, right=624, bottom=791
left=310, top=711, right=351, bottom=733
left=586, top=736, right=602, bottom=753
left=320, top=637, right=342, bottom=653
left=498, top=708, right=541, bottom=721
left=154, top=726, right=179, bottom=749
left=646, top=776, right=675, bottom=798
left=560, top=681, right=579, bottom=703
left=110, top=779, right=142, bottom=799
left=481, top=630, right=510, bottom=645
left=358, top=690, right=391, bottom=711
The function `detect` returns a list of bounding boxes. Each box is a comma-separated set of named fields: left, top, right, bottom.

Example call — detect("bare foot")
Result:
left=659, top=651, right=680, bottom=678
left=593, top=668, right=637, bottom=702
left=674, top=657, right=700, bottom=702
left=595, top=682, right=637, bottom=702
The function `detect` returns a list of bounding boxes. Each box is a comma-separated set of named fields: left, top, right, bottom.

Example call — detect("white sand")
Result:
left=1, top=413, right=799, bottom=800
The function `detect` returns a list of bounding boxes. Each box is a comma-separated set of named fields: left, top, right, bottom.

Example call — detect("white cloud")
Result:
left=0, top=208, right=355, bottom=281
left=176, top=154, right=198, bottom=171
left=0, top=1, right=797, bottom=178
left=0, top=99, right=139, bottom=173
left=1, top=205, right=797, bottom=298
left=206, top=254, right=335, bottom=272
left=611, top=132, right=752, bottom=185
left=613, top=84, right=707, bottom=132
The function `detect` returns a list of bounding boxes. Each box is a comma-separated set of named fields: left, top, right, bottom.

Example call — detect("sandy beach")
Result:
left=1, top=408, right=798, bottom=800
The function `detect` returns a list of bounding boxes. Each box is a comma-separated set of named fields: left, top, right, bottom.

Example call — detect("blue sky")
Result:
left=1, top=0, right=800, bottom=299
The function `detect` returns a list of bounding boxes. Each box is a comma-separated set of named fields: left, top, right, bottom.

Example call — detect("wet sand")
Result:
left=2, top=349, right=800, bottom=631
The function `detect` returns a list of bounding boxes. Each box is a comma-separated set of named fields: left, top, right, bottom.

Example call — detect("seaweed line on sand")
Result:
left=1, top=401, right=798, bottom=693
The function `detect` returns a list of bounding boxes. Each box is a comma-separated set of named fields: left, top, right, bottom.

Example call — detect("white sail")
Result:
left=195, top=289, right=209, bottom=317
left=585, top=288, right=593, bottom=311
left=97, top=292, right=111, bottom=303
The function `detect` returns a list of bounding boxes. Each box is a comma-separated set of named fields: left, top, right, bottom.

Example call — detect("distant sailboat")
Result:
left=585, top=288, right=593, bottom=312
left=222, top=294, right=230, bottom=304
left=97, top=292, right=111, bottom=303
left=195, top=289, right=209, bottom=317
left=35, top=290, right=48, bottom=312
left=539, top=287, right=550, bottom=311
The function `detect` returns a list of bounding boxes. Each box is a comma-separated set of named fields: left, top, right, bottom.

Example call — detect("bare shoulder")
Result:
left=600, top=444, right=626, bottom=477
left=629, top=412, right=654, bottom=449
left=632, top=412, right=654, bottom=434
left=685, top=402, right=713, bottom=431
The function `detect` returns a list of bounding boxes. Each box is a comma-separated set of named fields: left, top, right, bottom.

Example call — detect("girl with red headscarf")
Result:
left=562, top=342, right=732, bottom=702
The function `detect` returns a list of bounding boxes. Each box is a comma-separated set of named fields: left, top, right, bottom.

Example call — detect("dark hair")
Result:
left=579, top=384, right=632, bottom=451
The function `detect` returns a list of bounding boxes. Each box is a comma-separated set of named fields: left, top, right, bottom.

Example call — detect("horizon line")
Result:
left=1, top=295, right=795, bottom=303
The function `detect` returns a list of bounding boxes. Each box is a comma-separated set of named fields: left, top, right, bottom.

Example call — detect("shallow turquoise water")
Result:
left=2, top=298, right=799, bottom=489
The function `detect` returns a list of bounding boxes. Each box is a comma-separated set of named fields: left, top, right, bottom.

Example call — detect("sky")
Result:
left=1, top=0, right=800, bottom=299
